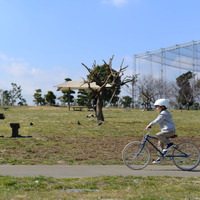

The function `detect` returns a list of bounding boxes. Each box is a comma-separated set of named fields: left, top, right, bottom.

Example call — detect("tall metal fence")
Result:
left=132, top=40, right=200, bottom=106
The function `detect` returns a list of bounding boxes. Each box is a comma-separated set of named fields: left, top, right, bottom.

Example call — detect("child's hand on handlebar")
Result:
left=145, top=125, right=151, bottom=130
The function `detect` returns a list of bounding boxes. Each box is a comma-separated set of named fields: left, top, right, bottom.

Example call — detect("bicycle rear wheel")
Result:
left=172, top=142, right=200, bottom=171
left=122, top=141, right=150, bottom=170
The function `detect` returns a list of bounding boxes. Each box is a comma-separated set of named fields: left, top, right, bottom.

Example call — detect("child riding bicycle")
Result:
left=145, top=98, right=176, bottom=164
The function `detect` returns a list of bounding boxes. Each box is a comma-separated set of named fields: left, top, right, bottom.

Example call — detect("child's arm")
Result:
left=146, top=114, right=166, bottom=129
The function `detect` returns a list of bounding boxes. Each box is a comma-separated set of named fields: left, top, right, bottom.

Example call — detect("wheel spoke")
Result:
left=173, top=143, right=200, bottom=171
left=122, top=142, right=150, bottom=170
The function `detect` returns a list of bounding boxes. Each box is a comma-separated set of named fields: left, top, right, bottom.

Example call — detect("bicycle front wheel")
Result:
left=122, top=141, right=150, bottom=170
left=172, top=142, right=200, bottom=171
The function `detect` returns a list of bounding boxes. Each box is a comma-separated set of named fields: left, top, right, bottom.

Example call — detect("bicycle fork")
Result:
left=136, top=142, right=146, bottom=157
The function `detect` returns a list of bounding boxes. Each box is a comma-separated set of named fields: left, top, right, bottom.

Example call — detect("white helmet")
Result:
left=154, top=99, right=169, bottom=108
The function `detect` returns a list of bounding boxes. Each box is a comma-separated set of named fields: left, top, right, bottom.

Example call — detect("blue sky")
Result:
left=0, top=0, right=200, bottom=105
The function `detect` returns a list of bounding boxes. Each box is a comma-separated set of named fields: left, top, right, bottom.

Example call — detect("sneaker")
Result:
left=152, top=158, right=161, bottom=164
left=163, top=142, right=174, bottom=152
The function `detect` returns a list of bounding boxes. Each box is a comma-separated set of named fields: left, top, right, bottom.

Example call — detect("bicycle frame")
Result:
left=140, top=130, right=189, bottom=159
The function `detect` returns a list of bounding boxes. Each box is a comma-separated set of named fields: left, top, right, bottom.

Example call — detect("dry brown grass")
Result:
left=0, top=106, right=199, bottom=165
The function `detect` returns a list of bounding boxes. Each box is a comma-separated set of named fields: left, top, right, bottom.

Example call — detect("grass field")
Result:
left=0, top=175, right=200, bottom=200
left=0, top=106, right=199, bottom=165
left=0, top=106, right=200, bottom=199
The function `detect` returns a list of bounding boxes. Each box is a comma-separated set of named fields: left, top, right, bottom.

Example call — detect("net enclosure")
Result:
left=132, top=40, right=200, bottom=106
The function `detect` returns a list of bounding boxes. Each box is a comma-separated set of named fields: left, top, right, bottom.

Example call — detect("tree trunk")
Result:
left=96, top=93, right=104, bottom=121
left=68, top=90, right=71, bottom=111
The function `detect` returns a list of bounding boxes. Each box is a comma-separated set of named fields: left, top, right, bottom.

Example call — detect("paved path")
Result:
left=0, top=165, right=199, bottom=178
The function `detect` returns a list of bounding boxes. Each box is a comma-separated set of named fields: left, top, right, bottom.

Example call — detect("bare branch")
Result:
left=109, top=55, right=114, bottom=68
left=81, top=56, right=139, bottom=120
left=81, top=63, right=92, bottom=74
left=92, top=60, right=96, bottom=69
left=119, top=58, right=124, bottom=70
left=81, top=77, right=96, bottom=92
left=99, top=74, right=112, bottom=91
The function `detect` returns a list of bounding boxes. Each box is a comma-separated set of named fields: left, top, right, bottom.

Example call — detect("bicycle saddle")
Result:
left=168, top=135, right=178, bottom=139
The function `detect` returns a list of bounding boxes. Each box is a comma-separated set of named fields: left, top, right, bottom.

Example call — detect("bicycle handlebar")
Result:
left=143, top=128, right=151, bottom=137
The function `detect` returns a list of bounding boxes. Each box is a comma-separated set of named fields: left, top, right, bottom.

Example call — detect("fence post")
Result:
left=10, top=123, right=20, bottom=137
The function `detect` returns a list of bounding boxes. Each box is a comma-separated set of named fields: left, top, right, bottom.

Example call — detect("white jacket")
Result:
left=149, top=110, right=176, bottom=133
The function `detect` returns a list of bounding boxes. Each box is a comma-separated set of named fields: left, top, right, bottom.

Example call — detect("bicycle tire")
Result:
left=122, top=141, right=150, bottom=170
left=172, top=142, right=200, bottom=171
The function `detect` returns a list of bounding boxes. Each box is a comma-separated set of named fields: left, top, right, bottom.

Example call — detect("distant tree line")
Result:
left=1, top=70, right=200, bottom=111
left=135, top=71, right=200, bottom=110
left=31, top=69, right=200, bottom=111
left=0, top=83, right=27, bottom=106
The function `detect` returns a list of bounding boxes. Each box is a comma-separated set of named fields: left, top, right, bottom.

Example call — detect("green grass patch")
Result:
left=0, top=175, right=199, bottom=200
left=0, top=106, right=199, bottom=165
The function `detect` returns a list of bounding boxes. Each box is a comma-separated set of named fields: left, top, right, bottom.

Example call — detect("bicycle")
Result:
left=122, top=129, right=200, bottom=171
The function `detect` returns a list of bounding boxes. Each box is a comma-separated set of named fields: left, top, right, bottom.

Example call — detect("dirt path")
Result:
left=0, top=165, right=199, bottom=178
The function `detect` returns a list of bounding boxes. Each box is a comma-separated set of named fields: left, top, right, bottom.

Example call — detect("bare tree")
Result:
left=169, top=82, right=182, bottom=109
left=82, top=56, right=137, bottom=121
left=137, top=76, right=156, bottom=106
left=137, top=75, right=172, bottom=107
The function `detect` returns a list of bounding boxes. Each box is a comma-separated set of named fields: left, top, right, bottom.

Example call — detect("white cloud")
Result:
left=0, top=53, right=29, bottom=76
left=0, top=53, right=73, bottom=105
left=112, top=0, right=128, bottom=6
left=102, top=0, right=128, bottom=7
left=101, top=0, right=142, bottom=7
left=124, top=55, right=133, bottom=65
left=31, top=67, right=41, bottom=74
left=8, top=62, right=29, bottom=76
